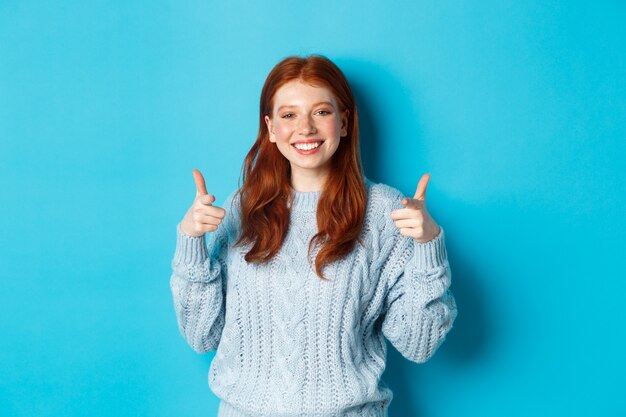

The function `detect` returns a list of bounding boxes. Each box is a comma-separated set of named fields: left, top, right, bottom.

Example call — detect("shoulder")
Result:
left=223, top=188, right=241, bottom=212
left=365, top=177, right=406, bottom=214
left=217, top=188, right=242, bottom=241
left=363, top=177, right=406, bottom=239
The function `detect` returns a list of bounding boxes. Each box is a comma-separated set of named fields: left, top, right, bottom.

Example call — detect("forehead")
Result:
left=273, top=80, right=337, bottom=107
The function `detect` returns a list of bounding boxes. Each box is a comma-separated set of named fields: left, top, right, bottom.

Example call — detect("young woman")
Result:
left=170, top=55, right=457, bottom=417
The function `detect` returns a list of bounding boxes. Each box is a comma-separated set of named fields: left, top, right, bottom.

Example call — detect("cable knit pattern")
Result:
left=170, top=178, right=457, bottom=417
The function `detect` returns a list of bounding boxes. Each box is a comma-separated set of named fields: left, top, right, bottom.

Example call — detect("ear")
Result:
left=340, top=110, right=349, bottom=137
left=264, top=115, right=276, bottom=143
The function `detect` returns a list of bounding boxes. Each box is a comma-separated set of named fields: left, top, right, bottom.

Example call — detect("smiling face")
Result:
left=264, top=80, right=348, bottom=190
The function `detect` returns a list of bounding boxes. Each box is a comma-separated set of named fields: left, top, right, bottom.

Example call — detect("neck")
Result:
left=289, top=165, right=329, bottom=192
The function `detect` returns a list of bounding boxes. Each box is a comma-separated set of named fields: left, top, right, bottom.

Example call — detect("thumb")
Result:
left=412, top=173, right=431, bottom=200
left=192, top=168, right=208, bottom=197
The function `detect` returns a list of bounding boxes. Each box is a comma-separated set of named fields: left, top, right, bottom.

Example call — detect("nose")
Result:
left=298, top=114, right=317, bottom=135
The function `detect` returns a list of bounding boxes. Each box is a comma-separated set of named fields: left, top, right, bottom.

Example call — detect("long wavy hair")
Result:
left=234, top=55, right=367, bottom=280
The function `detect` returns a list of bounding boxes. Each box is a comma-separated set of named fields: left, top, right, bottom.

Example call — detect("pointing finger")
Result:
left=401, top=198, right=425, bottom=210
left=193, top=168, right=208, bottom=196
left=390, top=207, right=421, bottom=220
left=198, top=194, right=216, bottom=206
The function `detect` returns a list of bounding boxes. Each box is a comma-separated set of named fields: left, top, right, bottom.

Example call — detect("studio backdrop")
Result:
left=1, top=1, right=624, bottom=416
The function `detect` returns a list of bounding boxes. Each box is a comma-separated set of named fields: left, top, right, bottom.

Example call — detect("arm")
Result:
left=169, top=192, right=236, bottom=353
left=380, top=223, right=458, bottom=363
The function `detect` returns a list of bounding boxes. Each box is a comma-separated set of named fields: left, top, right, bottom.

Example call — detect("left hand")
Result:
left=390, top=173, right=441, bottom=243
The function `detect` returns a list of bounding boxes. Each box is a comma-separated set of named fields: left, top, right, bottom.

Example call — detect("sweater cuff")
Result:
left=412, top=227, right=447, bottom=270
left=174, top=223, right=209, bottom=265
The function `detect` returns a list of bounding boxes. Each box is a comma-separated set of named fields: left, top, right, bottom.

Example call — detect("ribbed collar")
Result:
left=287, top=177, right=373, bottom=212
left=289, top=188, right=322, bottom=211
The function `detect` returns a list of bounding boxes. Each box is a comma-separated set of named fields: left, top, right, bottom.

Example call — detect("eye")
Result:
left=316, top=109, right=332, bottom=116
left=281, top=113, right=296, bottom=119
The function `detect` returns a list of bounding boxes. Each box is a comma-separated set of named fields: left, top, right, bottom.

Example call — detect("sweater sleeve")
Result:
left=169, top=191, right=238, bottom=354
left=377, top=191, right=458, bottom=363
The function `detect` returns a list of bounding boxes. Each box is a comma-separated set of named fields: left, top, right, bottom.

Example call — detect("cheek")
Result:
left=325, top=117, right=343, bottom=134
left=274, top=122, right=294, bottom=139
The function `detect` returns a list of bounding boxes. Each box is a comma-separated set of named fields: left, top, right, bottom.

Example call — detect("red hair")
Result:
left=234, top=55, right=367, bottom=280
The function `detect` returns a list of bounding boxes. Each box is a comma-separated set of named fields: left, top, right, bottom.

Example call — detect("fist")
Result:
left=390, top=173, right=441, bottom=243
left=180, top=169, right=226, bottom=237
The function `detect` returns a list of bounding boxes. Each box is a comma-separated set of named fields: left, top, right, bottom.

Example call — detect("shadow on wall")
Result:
left=338, top=57, right=394, bottom=186
left=386, top=245, right=490, bottom=416
left=343, top=58, right=491, bottom=416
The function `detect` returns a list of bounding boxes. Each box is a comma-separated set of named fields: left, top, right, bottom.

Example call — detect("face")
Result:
left=264, top=80, right=348, bottom=184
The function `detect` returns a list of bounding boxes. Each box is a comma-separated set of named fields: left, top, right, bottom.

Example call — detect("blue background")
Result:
left=1, top=1, right=624, bottom=416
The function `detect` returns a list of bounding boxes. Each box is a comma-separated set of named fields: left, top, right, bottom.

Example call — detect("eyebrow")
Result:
left=276, top=101, right=334, bottom=112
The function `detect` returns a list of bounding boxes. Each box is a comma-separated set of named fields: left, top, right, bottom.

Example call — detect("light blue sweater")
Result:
left=170, top=178, right=457, bottom=417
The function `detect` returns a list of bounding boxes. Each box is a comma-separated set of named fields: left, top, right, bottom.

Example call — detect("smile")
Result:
left=293, top=141, right=323, bottom=151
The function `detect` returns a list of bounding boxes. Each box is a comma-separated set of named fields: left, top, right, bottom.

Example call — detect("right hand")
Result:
left=180, top=169, right=226, bottom=237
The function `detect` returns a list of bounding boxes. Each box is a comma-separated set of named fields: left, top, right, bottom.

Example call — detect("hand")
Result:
left=180, top=169, right=226, bottom=237
left=390, top=173, right=441, bottom=243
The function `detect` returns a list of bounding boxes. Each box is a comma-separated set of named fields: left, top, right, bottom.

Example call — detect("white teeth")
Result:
left=294, top=142, right=322, bottom=151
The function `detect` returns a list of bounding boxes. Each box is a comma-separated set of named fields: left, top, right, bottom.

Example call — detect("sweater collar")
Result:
left=289, top=188, right=322, bottom=211
left=287, top=177, right=372, bottom=212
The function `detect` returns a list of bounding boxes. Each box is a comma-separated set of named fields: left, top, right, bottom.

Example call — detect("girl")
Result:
left=170, top=55, right=457, bottom=417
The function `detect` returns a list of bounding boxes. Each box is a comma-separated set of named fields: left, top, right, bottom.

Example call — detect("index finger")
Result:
left=390, top=207, right=420, bottom=220
left=402, top=197, right=425, bottom=210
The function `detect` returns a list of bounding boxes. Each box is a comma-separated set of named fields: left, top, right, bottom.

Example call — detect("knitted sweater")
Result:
left=170, top=178, right=457, bottom=417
